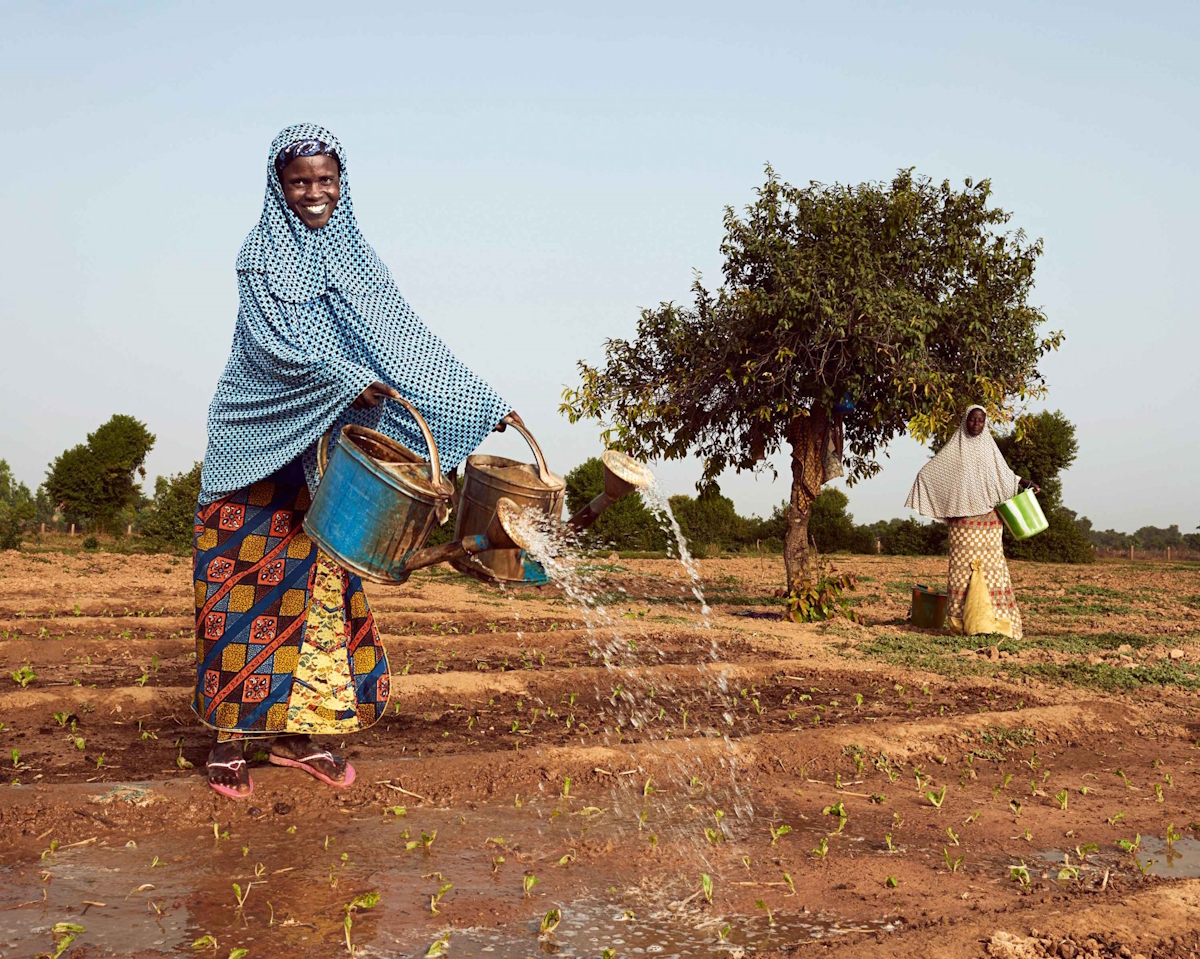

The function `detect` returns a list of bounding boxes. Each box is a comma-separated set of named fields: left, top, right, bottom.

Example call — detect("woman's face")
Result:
left=965, top=408, right=987, bottom=437
left=279, top=154, right=340, bottom=230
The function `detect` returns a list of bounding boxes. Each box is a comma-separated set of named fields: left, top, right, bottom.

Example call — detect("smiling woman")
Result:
left=193, top=123, right=519, bottom=799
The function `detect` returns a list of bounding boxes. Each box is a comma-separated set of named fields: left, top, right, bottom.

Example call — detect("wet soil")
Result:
left=2, top=550, right=1199, bottom=957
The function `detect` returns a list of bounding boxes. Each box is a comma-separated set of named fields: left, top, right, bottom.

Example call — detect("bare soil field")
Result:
left=2, top=548, right=1199, bottom=958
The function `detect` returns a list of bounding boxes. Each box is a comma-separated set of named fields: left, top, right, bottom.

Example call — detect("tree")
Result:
left=138, top=462, right=203, bottom=551
left=563, top=168, right=1061, bottom=590
left=995, top=410, right=1093, bottom=563
left=563, top=457, right=666, bottom=552
left=0, top=460, right=36, bottom=550
left=44, top=415, right=156, bottom=534
left=669, top=488, right=749, bottom=554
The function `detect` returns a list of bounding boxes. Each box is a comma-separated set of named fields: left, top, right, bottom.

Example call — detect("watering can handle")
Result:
left=315, top=396, right=446, bottom=492
left=503, top=416, right=555, bottom=487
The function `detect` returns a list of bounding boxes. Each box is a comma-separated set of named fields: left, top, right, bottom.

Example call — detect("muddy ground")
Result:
left=1, top=548, right=1199, bottom=958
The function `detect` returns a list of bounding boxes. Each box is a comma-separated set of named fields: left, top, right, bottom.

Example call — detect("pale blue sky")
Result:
left=2, top=1, right=1196, bottom=531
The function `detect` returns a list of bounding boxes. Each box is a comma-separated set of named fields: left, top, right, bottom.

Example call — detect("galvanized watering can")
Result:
left=305, top=402, right=655, bottom=586
left=450, top=419, right=654, bottom=585
left=303, top=397, right=455, bottom=584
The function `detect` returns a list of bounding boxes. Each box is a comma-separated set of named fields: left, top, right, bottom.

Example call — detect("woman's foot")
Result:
left=268, top=735, right=356, bottom=788
left=206, top=739, right=253, bottom=799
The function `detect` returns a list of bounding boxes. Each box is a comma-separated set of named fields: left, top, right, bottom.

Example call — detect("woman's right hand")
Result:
left=353, top=381, right=400, bottom=409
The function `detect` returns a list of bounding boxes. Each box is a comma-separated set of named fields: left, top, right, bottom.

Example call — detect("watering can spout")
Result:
left=567, top=450, right=653, bottom=534
left=395, top=498, right=527, bottom=575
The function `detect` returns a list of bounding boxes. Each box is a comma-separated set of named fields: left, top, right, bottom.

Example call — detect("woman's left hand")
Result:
left=495, top=411, right=525, bottom=433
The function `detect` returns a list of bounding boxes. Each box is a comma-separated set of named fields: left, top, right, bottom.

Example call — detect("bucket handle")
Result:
left=317, top=396, right=446, bottom=492
left=500, top=415, right=556, bottom=487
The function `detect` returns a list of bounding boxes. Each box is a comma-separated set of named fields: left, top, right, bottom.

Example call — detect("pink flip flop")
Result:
left=206, top=757, right=254, bottom=800
left=269, top=748, right=356, bottom=788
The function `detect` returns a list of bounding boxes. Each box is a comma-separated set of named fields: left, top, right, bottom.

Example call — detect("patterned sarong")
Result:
left=945, top=511, right=1023, bottom=640
left=192, top=462, right=390, bottom=738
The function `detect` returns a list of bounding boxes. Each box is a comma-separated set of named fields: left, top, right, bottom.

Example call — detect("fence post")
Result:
left=875, top=538, right=882, bottom=554
left=127, top=524, right=133, bottom=536
left=69, top=523, right=75, bottom=537
left=1129, top=544, right=1133, bottom=561
left=40, top=522, right=45, bottom=534
left=1167, top=547, right=1171, bottom=562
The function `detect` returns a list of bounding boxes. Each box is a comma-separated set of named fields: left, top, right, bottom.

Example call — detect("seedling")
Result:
left=783, top=872, right=796, bottom=896
left=232, top=882, right=251, bottom=910
left=701, top=873, right=713, bottom=903
left=1116, top=769, right=1135, bottom=790
left=943, top=847, right=964, bottom=873
left=1167, top=823, right=1183, bottom=845
left=48, top=923, right=86, bottom=959
left=1154, top=783, right=1164, bottom=804
left=884, top=832, right=895, bottom=852
left=754, top=899, right=775, bottom=926
left=1053, top=789, right=1069, bottom=811
left=1107, top=812, right=1126, bottom=825
left=926, top=786, right=946, bottom=809
left=812, top=837, right=828, bottom=860
left=384, top=806, right=407, bottom=817
left=884, top=875, right=898, bottom=888
left=1116, top=834, right=1142, bottom=854
left=1009, top=864, right=1030, bottom=887
left=53, top=711, right=70, bottom=727
left=429, top=882, right=453, bottom=915
left=822, top=801, right=847, bottom=834
left=343, top=892, right=380, bottom=955
left=11, top=664, right=35, bottom=688
left=191, top=935, right=218, bottom=950
left=540, top=908, right=562, bottom=936
left=769, top=823, right=792, bottom=846
left=945, top=826, right=959, bottom=846
left=561, top=775, right=571, bottom=798
left=1010, top=799, right=1023, bottom=817
left=522, top=873, right=539, bottom=898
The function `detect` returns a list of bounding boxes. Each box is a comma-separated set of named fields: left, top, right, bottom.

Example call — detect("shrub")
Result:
left=138, top=462, right=203, bottom=551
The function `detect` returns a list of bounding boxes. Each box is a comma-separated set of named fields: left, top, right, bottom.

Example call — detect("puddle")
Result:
left=373, top=898, right=899, bottom=958
left=1128, top=837, right=1200, bottom=879
left=0, top=789, right=892, bottom=957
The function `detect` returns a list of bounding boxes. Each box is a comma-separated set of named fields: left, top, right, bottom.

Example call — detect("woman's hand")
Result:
left=1019, top=477, right=1041, bottom=494
left=495, top=411, right=525, bottom=433
left=353, top=381, right=400, bottom=409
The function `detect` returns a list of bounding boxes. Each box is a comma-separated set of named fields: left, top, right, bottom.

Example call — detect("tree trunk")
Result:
left=783, top=412, right=822, bottom=592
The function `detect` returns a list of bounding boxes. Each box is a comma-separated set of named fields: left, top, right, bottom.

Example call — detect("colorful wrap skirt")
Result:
left=192, top=460, right=391, bottom=738
left=946, top=511, right=1024, bottom=640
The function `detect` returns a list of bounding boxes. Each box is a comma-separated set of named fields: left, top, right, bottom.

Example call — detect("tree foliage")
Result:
left=995, top=410, right=1093, bottom=563
left=0, top=460, right=36, bottom=550
left=563, top=167, right=1061, bottom=587
left=563, top=457, right=666, bottom=552
left=44, top=415, right=156, bottom=533
left=138, top=461, right=203, bottom=551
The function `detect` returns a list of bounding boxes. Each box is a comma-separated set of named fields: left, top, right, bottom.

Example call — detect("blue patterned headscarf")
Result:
left=199, top=122, right=511, bottom=504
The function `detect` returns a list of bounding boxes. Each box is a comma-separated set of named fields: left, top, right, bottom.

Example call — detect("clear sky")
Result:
left=2, top=1, right=1196, bottom=532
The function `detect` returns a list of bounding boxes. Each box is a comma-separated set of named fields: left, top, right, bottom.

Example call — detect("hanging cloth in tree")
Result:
left=788, top=409, right=844, bottom=512
left=904, top=405, right=1020, bottom=521
left=199, top=122, right=510, bottom=505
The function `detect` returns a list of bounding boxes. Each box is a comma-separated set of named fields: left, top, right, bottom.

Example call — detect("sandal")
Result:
left=268, top=737, right=356, bottom=789
left=206, top=744, right=254, bottom=799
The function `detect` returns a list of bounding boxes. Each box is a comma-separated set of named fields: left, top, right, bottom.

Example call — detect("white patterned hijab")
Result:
left=904, top=405, right=1020, bottom=520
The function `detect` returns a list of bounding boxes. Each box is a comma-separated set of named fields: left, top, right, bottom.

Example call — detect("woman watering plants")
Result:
left=194, top=123, right=519, bottom=798
left=905, top=405, right=1038, bottom=640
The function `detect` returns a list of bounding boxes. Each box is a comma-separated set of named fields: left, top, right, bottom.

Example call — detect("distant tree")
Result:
left=669, top=488, right=750, bottom=555
left=44, top=415, right=156, bottom=534
left=563, top=457, right=666, bottom=552
left=1133, top=525, right=1184, bottom=552
left=0, top=460, right=36, bottom=550
left=806, top=488, right=876, bottom=554
left=138, top=462, right=203, bottom=551
left=880, top=518, right=948, bottom=556
left=563, top=168, right=1061, bottom=591
left=995, top=410, right=1093, bottom=563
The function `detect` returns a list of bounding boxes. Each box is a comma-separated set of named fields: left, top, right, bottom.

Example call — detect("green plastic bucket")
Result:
left=996, top=488, right=1049, bottom=540
left=910, top=585, right=947, bottom=629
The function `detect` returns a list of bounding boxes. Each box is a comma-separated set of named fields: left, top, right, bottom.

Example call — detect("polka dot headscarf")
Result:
left=199, top=123, right=511, bottom=504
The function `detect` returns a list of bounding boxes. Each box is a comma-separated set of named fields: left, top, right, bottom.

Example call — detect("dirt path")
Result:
left=2, top=550, right=1199, bottom=957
